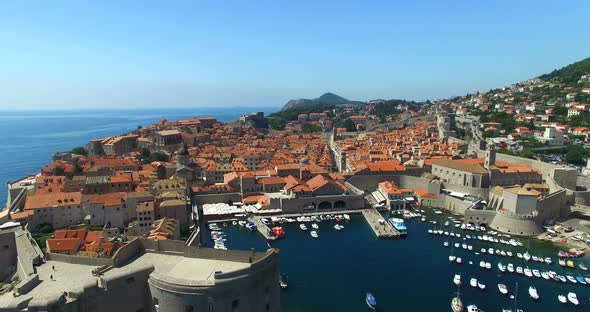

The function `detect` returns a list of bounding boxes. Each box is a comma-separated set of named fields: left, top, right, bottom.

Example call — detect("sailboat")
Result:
left=451, top=279, right=464, bottom=312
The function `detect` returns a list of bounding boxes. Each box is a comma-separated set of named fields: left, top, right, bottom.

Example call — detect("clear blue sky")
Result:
left=1, top=1, right=589, bottom=110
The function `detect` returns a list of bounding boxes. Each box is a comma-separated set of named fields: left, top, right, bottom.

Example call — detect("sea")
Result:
left=0, top=107, right=279, bottom=208
left=211, top=211, right=590, bottom=312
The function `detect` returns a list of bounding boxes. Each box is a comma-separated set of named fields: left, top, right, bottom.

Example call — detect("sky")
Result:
left=0, top=1, right=589, bottom=110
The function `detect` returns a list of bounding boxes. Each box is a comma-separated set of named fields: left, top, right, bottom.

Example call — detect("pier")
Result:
left=362, top=208, right=400, bottom=238
left=249, top=216, right=277, bottom=241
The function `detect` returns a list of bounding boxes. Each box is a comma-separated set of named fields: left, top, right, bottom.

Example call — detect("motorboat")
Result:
left=485, top=262, right=491, bottom=270
left=389, top=218, right=407, bottom=235
left=558, top=259, right=566, bottom=266
left=310, top=231, right=319, bottom=239
left=453, top=274, right=461, bottom=285
left=366, top=292, right=377, bottom=310
left=567, top=260, right=575, bottom=268
left=575, top=276, right=586, bottom=284
left=479, top=261, right=486, bottom=268
left=498, top=284, right=508, bottom=294
left=311, top=223, right=319, bottom=230
left=455, top=242, right=460, bottom=248
left=444, top=241, right=449, bottom=247
left=516, top=266, right=523, bottom=274
left=507, top=263, right=514, bottom=273
left=343, top=214, right=350, bottom=221
left=272, top=226, right=285, bottom=238
left=466, top=304, right=479, bottom=312
left=498, top=263, right=506, bottom=272
left=523, top=252, right=531, bottom=261
left=279, top=274, right=288, bottom=289
left=567, top=292, right=579, bottom=305
left=566, top=275, right=577, bottom=283
left=477, top=282, right=485, bottom=290
left=545, top=257, right=552, bottom=264
left=245, top=221, right=257, bottom=231
left=470, top=278, right=477, bottom=288
left=488, top=248, right=494, bottom=255
left=532, top=269, right=541, bottom=278
left=579, top=263, right=588, bottom=271
left=528, top=286, right=539, bottom=300
left=558, top=294, right=567, bottom=304
left=456, top=257, right=462, bottom=264
left=462, top=243, right=467, bottom=250
left=467, top=245, right=473, bottom=251
left=524, top=268, right=533, bottom=277
left=299, top=224, right=308, bottom=231
left=334, top=224, right=343, bottom=231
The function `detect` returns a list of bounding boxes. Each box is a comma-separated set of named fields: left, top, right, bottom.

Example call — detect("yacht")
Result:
left=528, top=286, right=539, bottom=300
left=299, top=224, right=308, bottom=231
left=558, top=294, right=567, bottom=304
left=470, top=278, right=477, bottom=288
left=310, top=230, right=319, bottom=239
left=498, top=284, right=508, bottom=294
left=567, top=292, right=579, bottom=305
left=453, top=274, right=461, bottom=285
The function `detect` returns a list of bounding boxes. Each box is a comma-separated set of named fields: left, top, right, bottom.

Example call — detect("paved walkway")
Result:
left=361, top=208, right=400, bottom=239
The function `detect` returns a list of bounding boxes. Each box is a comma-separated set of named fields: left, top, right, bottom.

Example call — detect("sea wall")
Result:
left=345, top=175, right=441, bottom=194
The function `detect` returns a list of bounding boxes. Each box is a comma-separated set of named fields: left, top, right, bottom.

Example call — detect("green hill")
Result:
left=281, top=92, right=362, bottom=111
left=538, top=57, right=590, bottom=84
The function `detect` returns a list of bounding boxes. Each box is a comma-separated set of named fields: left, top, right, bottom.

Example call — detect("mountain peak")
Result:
left=282, top=92, right=358, bottom=110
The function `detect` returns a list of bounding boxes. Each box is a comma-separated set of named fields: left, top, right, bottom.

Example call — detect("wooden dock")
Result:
left=361, top=208, right=400, bottom=239
left=250, top=216, right=277, bottom=241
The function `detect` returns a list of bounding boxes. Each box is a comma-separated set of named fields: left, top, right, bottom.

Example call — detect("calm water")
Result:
left=213, top=210, right=590, bottom=312
left=0, top=107, right=279, bottom=208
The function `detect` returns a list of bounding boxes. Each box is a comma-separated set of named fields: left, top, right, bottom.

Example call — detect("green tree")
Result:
left=301, top=123, right=322, bottom=133
left=71, top=146, right=88, bottom=156
left=521, top=148, right=534, bottom=159
left=566, top=145, right=586, bottom=165
left=342, top=119, right=357, bottom=132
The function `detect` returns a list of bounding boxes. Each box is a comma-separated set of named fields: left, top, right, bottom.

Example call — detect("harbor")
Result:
left=361, top=208, right=400, bottom=238
left=207, top=208, right=590, bottom=312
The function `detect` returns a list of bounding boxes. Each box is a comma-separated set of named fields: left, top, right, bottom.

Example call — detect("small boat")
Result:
left=477, top=282, right=486, bottom=290
left=245, top=221, right=257, bottom=231
left=470, top=278, right=477, bottom=288
left=451, top=296, right=464, bottom=312
left=544, top=257, right=552, bottom=264
left=272, top=226, right=285, bottom=238
left=466, top=304, right=479, bottom=312
left=498, top=284, right=508, bottom=294
left=567, top=292, right=579, bottom=305
left=524, top=268, right=533, bottom=278
left=516, top=266, right=523, bottom=274
left=310, top=230, right=319, bottom=239
left=579, top=263, right=588, bottom=271
left=507, top=263, right=514, bottom=273
left=334, top=224, right=343, bottom=231
left=575, top=276, right=586, bottom=284
left=453, top=274, right=461, bottom=285
left=366, top=292, right=377, bottom=310
left=449, top=255, right=457, bottom=262
left=343, top=214, right=350, bottom=221
left=485, top=262, right=491, bottom=270
left=523, top=252, right=531, bottom=261
left=559, top=259, right=566, bottom=266
left=444, top=241, right=449, bottom=247
left=528, top=286, right=539, bottom=300
left=279, top=274, right=288, bottom=289
left=456, top=257, right=462, bottom=264
left=299, top=224, right=307, bottom=231
left=567, top=260, right=575, bottom=268
left=558, top=294, right=567, bottom=304
left=311, top=223, right=319, bottom=230
left=498, top=262, right=506, bottom=272
left=566, top=275, right=577, bottom=283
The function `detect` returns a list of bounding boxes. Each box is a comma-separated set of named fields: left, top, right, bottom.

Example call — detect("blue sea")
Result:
left=0, top=107, right=279, bottom=208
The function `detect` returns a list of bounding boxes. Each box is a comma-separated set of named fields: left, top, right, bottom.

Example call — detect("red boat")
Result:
left=272, top=227, right=285, bottom=238
left=558, top=249, right=585, bottom=258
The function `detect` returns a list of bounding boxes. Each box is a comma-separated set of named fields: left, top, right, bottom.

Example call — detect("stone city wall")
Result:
left=46, top=252, right=113, bottom=266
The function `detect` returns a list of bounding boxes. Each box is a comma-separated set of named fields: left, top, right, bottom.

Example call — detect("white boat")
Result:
left=470, top=278, right=477, bottom=288
left=567, top=275, right=577, bottom=284
left=528, top=286, right=539, bottom=300
left=310, top=230, right=319, bottom=239
left=498, top=284, right=508, bottom=294
left=524, top=268, right=533, bottom=278
left=558, top=259, right=566, bottom=266
left=516, top=266, right=523, bottom=274
left=498, top=263, right=506, bottom=272
left=506, top=251, right=513, bottom=257
left=456, top=257, right=462, bottom=264
left=477, top=282, right=486, bottom=290
left=467, top=304, right=479, bottom=312
left=334, top=224, right=343, bottom=231
left=454, top=242, right=460, bottom=248
left=453, top=274, right=461, bottom=285
left=299, top=224, right=307, bottom=231
left=558, top=294, right=567, bottom=304
left=462, top=243, right=467, bottom=249
left=311, top=223, right=319, bottom=230
left=343, top=214, right=350, bottom=221
left=523, top=252, right=531, bottom=261
left=444, top=241, right=449, bottom=247
left=567, top=292, right=579, bottom=305
left=485, top=262, right=491, bottom=270
left=488, top=248, right=494, bottom=255
left=467, top=245, right=473, bottom=251
left=532, top=269, right=541, bottom=278
left=507, top=263, right=514, bottom=272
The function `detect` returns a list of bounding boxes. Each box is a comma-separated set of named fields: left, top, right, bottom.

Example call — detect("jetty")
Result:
left=249, top=216, right=277, bottom=241
left=362, top=208, right=400, bottom=239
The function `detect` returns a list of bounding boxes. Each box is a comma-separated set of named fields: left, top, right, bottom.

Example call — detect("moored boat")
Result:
left=558, top=294, right=567, bottom=304
left=567, top=292, right=579, bottom=305
left=451, top=296, right=464, bottom=312
left=528, top=286, right=539, bottom=300
left=498, top=283, right=508, bottom=294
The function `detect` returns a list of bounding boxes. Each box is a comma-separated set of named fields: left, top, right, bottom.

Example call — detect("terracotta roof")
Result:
left=47, top=238, right=83, bottom=252
left=24, top=192, right=82, bottom=210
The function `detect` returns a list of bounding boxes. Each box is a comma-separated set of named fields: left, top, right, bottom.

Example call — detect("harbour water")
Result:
left=0, top=107, right=278, bottom=208
left=212, top=210, right=590, bottom=311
